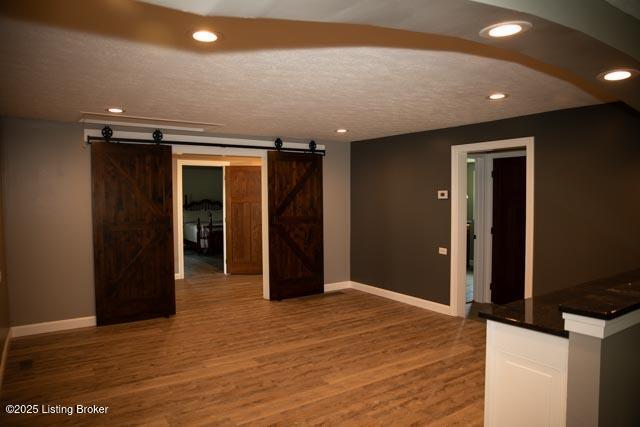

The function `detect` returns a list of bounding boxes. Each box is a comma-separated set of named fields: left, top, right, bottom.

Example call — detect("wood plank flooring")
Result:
left=1, top=275, right=486, bottom=426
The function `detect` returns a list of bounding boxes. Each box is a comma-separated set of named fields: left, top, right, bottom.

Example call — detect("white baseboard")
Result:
left=7, top=282, right=450, bottom=339
left=326, top=280, right=452, bottom=316
left=0, top=329, right=11, bottom=390
left=324, top=281, right=352, bottom=292
left=11, top=316, right=97, bottom=338
left=349, top=281, right=452, bottom=316
left=175, top=273, right=184, bottom=280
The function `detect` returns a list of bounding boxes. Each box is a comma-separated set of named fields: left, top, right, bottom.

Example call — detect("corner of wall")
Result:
left=0, top=117, right=13, bottom=381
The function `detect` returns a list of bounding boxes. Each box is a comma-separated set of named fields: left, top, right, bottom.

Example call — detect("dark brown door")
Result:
left=225, top=166, right=262, bottom=274
left=491, top=156, right=526, bottom=304
left=268, top=151, right=324, bottom=299
left=91, top=142, right=175, bottom=325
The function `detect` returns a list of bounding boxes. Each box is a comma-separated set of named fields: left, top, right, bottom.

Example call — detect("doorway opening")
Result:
left=87, top=126, right=327, bottom=326
left=182, top=165, right=225, bottom=278
left=467, top=149, right=526, bottom=308
left=175, top=155, right=263, bottom=282
left=450, top=137, right=534, bottom=317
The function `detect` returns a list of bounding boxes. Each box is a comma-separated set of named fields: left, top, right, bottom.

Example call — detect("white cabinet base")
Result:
left=485, top=320, right=569, bottom=427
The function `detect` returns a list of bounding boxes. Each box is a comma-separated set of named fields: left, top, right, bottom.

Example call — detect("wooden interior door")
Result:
left=225, top=166, right=262, bottom=274
left=491, top=156, right=526, bottom=304
left=91, top=142, right=175, bottom=325
left=268, top=151, right=324, bottom=300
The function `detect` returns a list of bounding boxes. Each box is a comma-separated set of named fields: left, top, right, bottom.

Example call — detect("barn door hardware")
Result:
left=87, top=127, right=325, bottom=156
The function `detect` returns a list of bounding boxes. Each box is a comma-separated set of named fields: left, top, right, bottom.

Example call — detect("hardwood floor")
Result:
left=1, top=275, right=486, bottom=426
left=184, top=250, right=224, bottom=278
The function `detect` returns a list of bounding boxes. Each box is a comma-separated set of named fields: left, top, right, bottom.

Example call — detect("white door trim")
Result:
left=468, top=155, right=487, bottom=303
left=176, top=160, right=229, bottom=280
left=451, top=137, right=534, bottom=317
left=260, top=155, right=270, bottom=299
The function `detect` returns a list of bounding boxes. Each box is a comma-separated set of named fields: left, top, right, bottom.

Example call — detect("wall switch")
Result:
left=437, top=190, right=448, bottom=200
left=438, top=247, right=448, bottom=255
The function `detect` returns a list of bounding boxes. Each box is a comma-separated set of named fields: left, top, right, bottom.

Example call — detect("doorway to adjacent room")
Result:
left=181, top=164, right=225, bottom=278
left=175, top=156, right=264, bottom=280
left=466, top=150, right=526, bottom=307
left=88, top=126, right=327, bottom=326
left=450, top=137, right=534, bottom=317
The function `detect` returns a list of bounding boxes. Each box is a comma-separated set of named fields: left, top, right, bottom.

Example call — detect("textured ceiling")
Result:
left=0, top=2, right=605, bottom=142
left=140, top=0, right=640, bottom=111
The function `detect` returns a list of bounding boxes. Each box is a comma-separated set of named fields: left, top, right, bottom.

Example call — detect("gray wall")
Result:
left=351, top=103, right=640, bottom=304
left=0, top=117, right=351, bottom=325
left=182, top=166, right=222, bottom=204
left=1, top=118, right=94, bottom=326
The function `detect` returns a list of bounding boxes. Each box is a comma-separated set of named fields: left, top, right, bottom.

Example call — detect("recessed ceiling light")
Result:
left=489, top=24, right=522, bottom=37
left=488, top=93, right=508, bottom=100
left=192, top=30, right=218, bottom=43
left=600, top=69, right=636, bottom=81
left=336, top=129, right=348, bottom=134
left=107, top=107, right=124, bottom=113
left=480, top=21, right=532, bottom=38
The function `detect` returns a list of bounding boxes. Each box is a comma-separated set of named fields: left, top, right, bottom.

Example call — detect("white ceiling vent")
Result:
left=79, top=112, right=224, bottom=133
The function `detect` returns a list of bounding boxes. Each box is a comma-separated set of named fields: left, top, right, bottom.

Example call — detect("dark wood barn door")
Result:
left=225, top=166, right=262, bottom=274
left=91, top=142, right=175, bottom=325
left=268, top=151, right=324, bottom=300
left=491, top=156, right=526, bottom=304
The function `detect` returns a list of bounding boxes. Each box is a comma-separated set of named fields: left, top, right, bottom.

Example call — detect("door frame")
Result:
left=176, top=152, right=270, bottom=299
left=176, top=160, right=230, bottom=279
left=450, top=137, right=534, bottom=317
left=471, top=150, right=526, bottom=304
left=467, top=155, right=485, bottom=303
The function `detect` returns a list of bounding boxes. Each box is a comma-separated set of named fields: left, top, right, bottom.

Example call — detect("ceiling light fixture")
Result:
left=107, top=107, right=124, bottom=113
left=479, top=21, right=532, bottom=39
left=488, top=93, right=508, bottom=100
left=192, top=30, right=218, bottom=43
left=600, top=69, right=636, bottom=81
left=336, top=129, right=348, bottom=134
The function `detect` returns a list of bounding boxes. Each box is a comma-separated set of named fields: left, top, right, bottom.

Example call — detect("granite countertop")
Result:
left=479, top=269, right=640, bottom=338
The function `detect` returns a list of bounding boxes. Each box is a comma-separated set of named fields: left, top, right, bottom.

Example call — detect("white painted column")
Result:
left=484, top=320, right=568, bottom=427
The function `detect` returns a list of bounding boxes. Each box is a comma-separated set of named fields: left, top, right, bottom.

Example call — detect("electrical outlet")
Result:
left=437, top=190, right=448, bottom=200
left=438, top=247, right=448, bottom=255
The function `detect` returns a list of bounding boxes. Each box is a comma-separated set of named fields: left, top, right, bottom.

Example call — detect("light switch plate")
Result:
left=437, top=190, right=448, bottom=200
left=438, top=247, right=448, bottom=255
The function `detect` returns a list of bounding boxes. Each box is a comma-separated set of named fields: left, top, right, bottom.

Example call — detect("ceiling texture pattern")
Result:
left=0, top=0, right=637, bottom=142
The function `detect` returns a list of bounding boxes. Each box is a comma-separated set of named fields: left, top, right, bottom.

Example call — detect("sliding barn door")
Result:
left=226, top=166, right=262, bottom=274
left=268, top=151, right=324, bottom=300
left=91, top=142, right=175, bottom=325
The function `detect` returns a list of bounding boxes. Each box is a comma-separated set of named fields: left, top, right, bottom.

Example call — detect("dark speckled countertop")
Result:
left=479, top=269, right=640, bottom=338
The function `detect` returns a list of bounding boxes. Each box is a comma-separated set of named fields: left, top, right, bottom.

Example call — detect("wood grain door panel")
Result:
left=91, top=142, right=175, bottom=326
left=491, top=156, right=526, bottom=305
left=268, top=151, right=324, bottom=300
left=226, top=166, right=262, bottom=274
